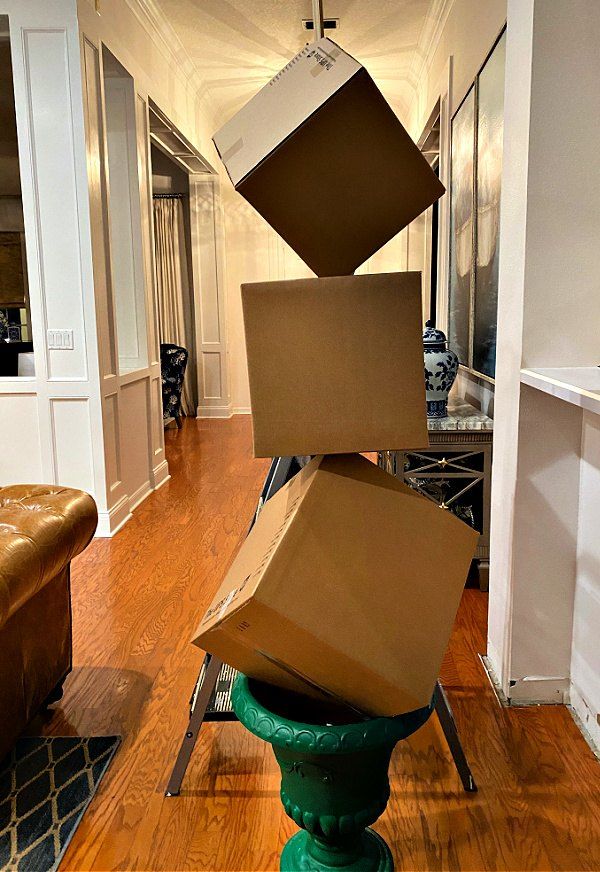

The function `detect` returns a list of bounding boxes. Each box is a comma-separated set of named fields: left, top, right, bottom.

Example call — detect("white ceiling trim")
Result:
left=408, top=0, right=455, bottom=91
left=122, top=0, right=455, bottom=136
left=123, top=0, right=220, bottom=121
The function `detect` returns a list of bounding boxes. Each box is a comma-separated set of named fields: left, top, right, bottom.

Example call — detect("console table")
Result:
left=378, top=398, right=493, bottom=591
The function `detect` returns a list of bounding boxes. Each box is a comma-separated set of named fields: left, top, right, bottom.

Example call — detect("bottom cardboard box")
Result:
left=192, top=454, right=478, bottom=717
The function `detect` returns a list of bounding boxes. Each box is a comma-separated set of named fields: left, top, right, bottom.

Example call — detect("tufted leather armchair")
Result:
left=0, top=485, right=97, bottom=761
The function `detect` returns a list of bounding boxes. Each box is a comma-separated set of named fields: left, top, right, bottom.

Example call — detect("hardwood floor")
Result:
left=41, top=417, right=599, bottom=871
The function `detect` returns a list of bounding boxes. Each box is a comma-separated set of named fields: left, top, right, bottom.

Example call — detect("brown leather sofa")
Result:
left=0, top=485, right=97, bottom=761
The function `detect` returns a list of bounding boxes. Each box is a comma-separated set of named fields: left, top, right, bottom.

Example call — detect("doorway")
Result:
left=148, top=101, right=231, bottom=421
left=417, top=101, right=441, bottom=326
left=150, top=145, right=197, bottom=421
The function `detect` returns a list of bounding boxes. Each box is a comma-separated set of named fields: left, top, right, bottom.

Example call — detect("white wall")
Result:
left=0, top=0, right=225, bottom=531
left=0, top=0, right=108, bottom=525
left=78, top=0, right=233, bottom=422
left=572, top=411, right=600, bottom=746
left=76, top=0, right=237, bottom=526
left=490, top=0, right=600, bottom=735
left=80, top=28, right=164, bottom=534
left=221, top=183, right=316, bottom=413
left=411, top=0, right=507, bottom=138
left=77, top=0, right=221, bottom=169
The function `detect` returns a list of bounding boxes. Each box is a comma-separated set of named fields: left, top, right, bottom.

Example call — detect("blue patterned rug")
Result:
left=0, top=736, right=120, bottom=871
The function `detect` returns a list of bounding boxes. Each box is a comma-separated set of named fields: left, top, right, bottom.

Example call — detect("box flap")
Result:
left=191, top=458, right=319, bottom=642
left=213, top=38, right=360, bottom=186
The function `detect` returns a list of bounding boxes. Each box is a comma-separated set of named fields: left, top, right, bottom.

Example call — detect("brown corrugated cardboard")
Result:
left=213, top=38, right=445, bottom=277
left=242, top=271, right=429, bottom=458
left=192, top=453, right=479, bottom=717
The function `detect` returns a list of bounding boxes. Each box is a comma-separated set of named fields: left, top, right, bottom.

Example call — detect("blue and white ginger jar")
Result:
left=423, top=320, right=459, bottom=418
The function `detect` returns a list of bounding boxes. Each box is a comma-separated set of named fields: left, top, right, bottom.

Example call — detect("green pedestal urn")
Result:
left=231, top=675, right=432, bottom=872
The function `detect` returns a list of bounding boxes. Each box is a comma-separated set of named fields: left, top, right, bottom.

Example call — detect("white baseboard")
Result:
left=482, top=655, right=600, bottom=754
left=507, top=675, right=569, bottom=705
left=197, top=402, right=233, bottom=419
left=153, top=459, right=170, bottom=489
left=96, top=475, right=164, bottom=538
left=480, top=654, right=509, bottom=706
left=196, top=403, right=251, bottom=418
left=569, top=682, right=600, bottom=758
left=129, top=481, right=153, bottom=513
left=95, top=494, right=131, bottom=538
left=480, top=655, right=569, bottom=706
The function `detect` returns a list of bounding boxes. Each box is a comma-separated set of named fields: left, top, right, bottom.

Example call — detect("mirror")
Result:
left=0, top=15, right=33, bottom=376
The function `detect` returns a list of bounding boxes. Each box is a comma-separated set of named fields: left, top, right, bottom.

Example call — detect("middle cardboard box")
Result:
left=242, top=271, right=428, bottom=458
left=192, top=453, right=479, bottom=717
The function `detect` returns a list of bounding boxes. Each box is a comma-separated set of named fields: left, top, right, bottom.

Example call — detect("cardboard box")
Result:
left=213, top=38, right=445, bottom=277
left=192, top=453, right=479, bottom=717
left=242, top=271, right=428, bottom=457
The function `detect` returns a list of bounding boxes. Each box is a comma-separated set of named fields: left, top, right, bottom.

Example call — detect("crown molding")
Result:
left=407, top=0, right=455, bottom=91
left=121, top=0, right=454, bottom=136
left=122, top=0, right=220, bottom=123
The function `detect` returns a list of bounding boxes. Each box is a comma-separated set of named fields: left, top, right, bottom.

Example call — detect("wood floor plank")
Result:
left=33, top=417, right=599, bottom=871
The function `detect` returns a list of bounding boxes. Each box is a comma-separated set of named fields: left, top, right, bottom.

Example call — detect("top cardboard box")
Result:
left=192, top=453, right=479, bottom=717
left=213, top=38, right=445, bottom=277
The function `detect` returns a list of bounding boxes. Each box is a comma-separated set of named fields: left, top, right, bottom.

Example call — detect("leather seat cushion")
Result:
left=0, top=485, right=97, bottom=629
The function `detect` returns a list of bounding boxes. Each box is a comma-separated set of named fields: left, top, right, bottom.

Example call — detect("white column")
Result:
left=489, top=0, right=600, bottom=702
left=0, top=0, right=109, bottom=520
left=190, top=175, right=231, bottom=418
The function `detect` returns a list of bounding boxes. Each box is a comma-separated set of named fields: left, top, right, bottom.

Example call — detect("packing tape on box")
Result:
left=308, top=45, right=341, bottom=76
left=221, top=137, right=244, bottom=163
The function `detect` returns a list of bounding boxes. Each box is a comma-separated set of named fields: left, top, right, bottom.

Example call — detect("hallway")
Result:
left=42, top=418, right=600, bottom=871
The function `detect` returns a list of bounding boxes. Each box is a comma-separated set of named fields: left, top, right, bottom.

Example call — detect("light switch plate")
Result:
left=47, top=329, right=74, bottom=350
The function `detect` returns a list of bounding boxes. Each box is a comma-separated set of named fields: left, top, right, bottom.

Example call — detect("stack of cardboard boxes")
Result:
left=193, top=39, right=478, bottom=718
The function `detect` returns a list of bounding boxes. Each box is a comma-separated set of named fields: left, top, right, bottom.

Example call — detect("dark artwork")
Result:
left=448, top=88, right=475, bottom=366
left=474, top=32, right=506, bottom=377
left=0, top=232, right=26, bottom=308
left=448, top=32, right=506, bottom=378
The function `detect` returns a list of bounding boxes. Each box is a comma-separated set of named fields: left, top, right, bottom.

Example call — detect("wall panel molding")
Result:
left=190, top=174, right=230, bottom=417
left=82, top=35, right=119, bottom=380
left=22, top=27, right=89, bottom=381
left=49, top=397, right=95, bottom=493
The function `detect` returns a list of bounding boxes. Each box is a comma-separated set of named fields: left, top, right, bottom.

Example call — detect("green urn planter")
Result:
left=231, top=675, right=432, bottom=871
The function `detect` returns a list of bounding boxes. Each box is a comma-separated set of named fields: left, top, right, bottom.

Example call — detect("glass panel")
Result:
left=0, top=16, right=34, bottom=377
left=102, top=47, right=149, bottom=375
left=473, top=32, right=506, bottom=377
left=448, top=88, right=475, bottom=365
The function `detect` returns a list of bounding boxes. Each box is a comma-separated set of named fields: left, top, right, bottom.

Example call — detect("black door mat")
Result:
left=193, top=660, right=238, bottom=720
left=0, top=735, right=120, bottom=871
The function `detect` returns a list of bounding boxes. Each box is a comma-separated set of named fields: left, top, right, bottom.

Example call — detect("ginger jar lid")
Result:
left=423, top=320, right=447, bottom=348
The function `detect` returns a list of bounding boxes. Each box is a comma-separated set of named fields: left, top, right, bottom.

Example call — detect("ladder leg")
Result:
left=165, top=655, right=224, bottom=796
left=433, top=680, right=477, bottom=793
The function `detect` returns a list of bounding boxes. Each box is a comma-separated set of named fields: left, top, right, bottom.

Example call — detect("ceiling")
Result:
left=153, top=0, right=441, bottom=124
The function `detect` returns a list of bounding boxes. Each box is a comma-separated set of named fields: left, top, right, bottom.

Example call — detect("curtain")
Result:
left=153, top=197, right=194, bottom=416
